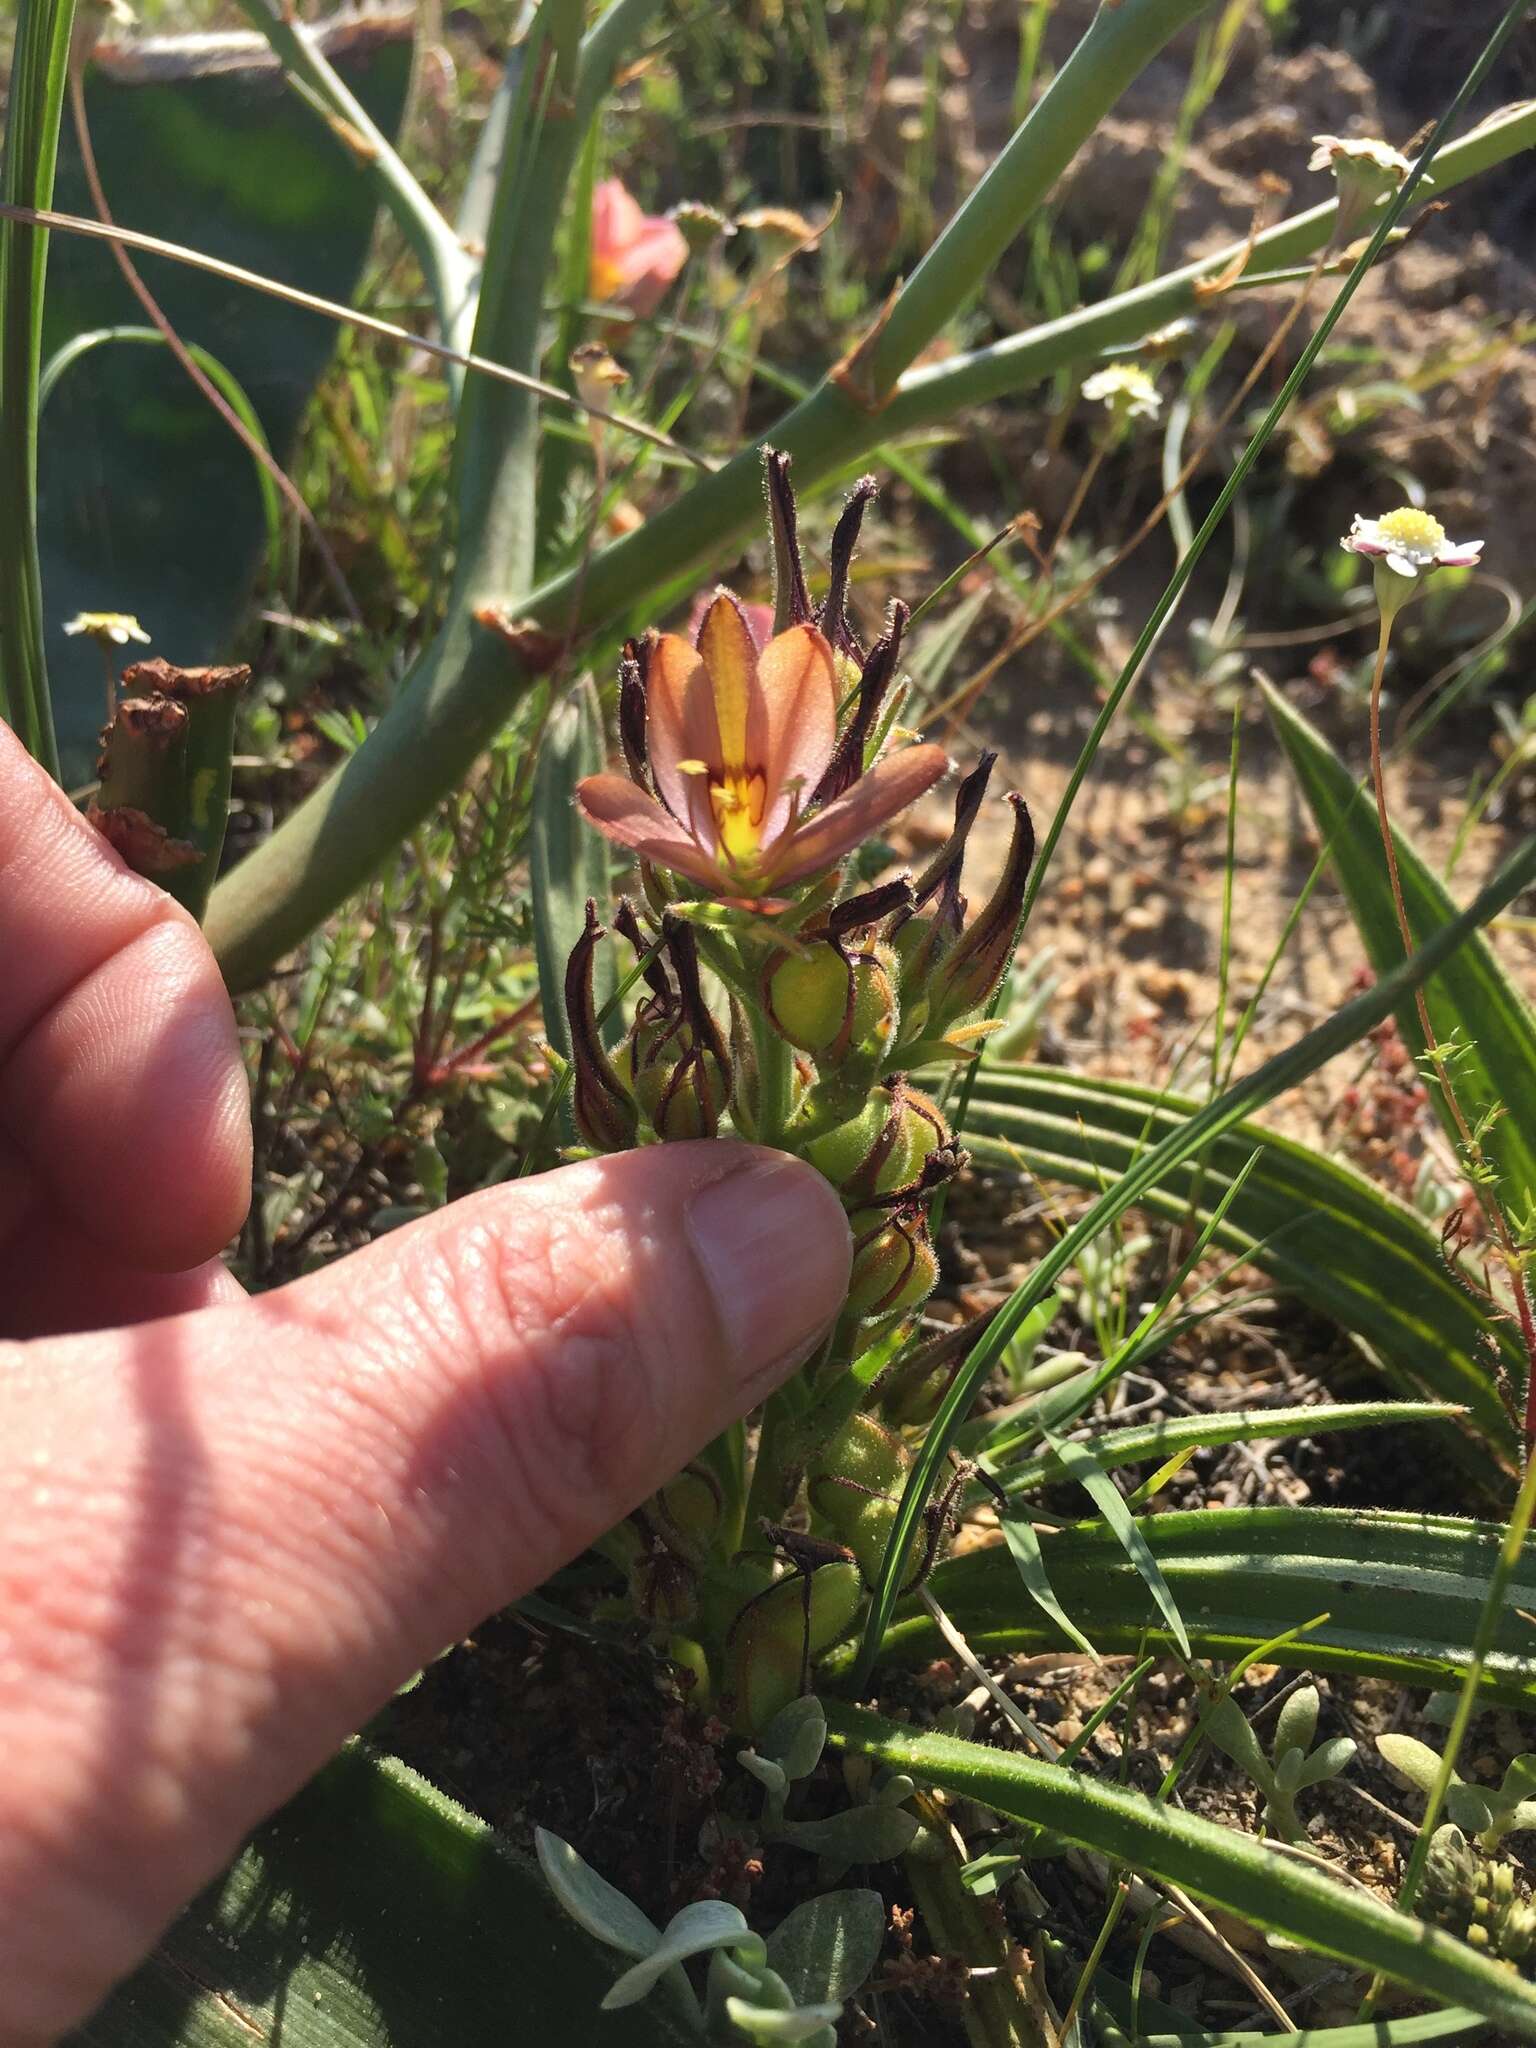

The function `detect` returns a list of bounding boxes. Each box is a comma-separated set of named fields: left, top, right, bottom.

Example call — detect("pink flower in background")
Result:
left=590, top=179, right=688, bottom=317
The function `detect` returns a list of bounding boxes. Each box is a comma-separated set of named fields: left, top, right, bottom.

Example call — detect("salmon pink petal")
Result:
left=645, top=632, right=717, bottom=844
left=756, top=624, right=839, bottom=839
left=615, top=219, right=688, bottom=316
left=574, top=775, right=727, bottom=892
left=764, top=742, right=949, bottom=888
left=589, top=180, right=645, bottom=298
left=696, top=591, right=767, bottom=778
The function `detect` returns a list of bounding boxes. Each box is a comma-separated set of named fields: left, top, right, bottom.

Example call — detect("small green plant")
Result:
left=1379, top=1733, right=1536, bottom=1854
left=536, top=1812, right=887, bottom=2045
left=1203, top=1682, right=1358, bottom=1841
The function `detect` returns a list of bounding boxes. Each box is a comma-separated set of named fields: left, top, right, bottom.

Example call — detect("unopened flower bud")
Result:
left=564, top=901, right=639, bottom=1154
left=814, top=602, right=908, bottom=804
left=846, top=1208, right=938, bottom=1320
left=930, top=791, right=1035, bottom=1030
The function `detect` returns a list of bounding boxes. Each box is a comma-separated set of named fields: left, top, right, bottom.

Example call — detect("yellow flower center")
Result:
left=678, top=758, right=767, bottom=867
left=1378, top=507, right=1445, bottom=553
left=710, top=771, right=767, bottom=866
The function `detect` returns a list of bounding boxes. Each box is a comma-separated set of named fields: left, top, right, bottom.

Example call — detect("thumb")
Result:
left=0, top=1142, right=850, bottom=2046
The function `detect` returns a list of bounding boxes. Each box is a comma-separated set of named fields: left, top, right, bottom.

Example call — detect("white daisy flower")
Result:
left=1310, top=134, right=1428, bottom=243
left=63, top=610, right=151, bottom=646
left=1082, top=363, right=1161, bottom=425
left=1308, top=134, right=1415, bottom=181
left=1342, top=507, right=1483, bottom=580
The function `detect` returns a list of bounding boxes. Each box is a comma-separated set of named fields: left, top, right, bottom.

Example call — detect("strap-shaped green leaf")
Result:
left=959, top=1064, right=1519, bottom=1455
left=985, top=1399, right=1462, bottom=1497
left=848, top=1506, right=1536, bottom=1711
left=825, top=1702, right=1536, bottom=2036
left=1265, top=680, right=1536, bottom=1214
left=69, top=1745, right=694, bottom=2046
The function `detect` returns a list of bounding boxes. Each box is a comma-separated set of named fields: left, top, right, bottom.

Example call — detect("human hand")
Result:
left=0, top=722, right=852, bottom=2044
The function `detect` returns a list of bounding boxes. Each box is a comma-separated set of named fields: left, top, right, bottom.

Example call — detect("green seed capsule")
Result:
left=726, top=1561, right=863, bottom=1734
left=846, top=1210, right=939, bottom=1319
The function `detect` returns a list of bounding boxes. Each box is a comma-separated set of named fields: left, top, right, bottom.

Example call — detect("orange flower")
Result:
left=590, top=179, right=688, bottom=317
left=576, top=592, right=947, bottom=903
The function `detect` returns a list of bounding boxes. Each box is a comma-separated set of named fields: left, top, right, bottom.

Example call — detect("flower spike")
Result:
left=765, top=450, right=815, bottom=635
left=565, top=901, right=639, bottom=1155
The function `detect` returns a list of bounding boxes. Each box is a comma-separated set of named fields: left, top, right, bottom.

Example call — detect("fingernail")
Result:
left=686, top=1156, right=852, bottom=1391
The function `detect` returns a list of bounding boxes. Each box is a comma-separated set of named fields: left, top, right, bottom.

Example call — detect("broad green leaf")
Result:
left=851, top=1508, right=1536, bottom=1711
left=529, top=674, right=614, bottom=1069
left=755, top=1694, right=828, bottom=1781
left=825, top=1703, right=1536, bottom=2036
left=775, top=1805, right=920, bottom=1862
left=991, top=1401, right=1461, bottom=1500
left=39, top=24, right=414, bottom=781
left=1265, top=680, right=1536, bottom=1214
left=854, top=833, right=1536, bottom=1690
left=69, top=1745, right=695, bottom=2045
left=764, top=1889, right=884, bottom=2007
left=535, top=1825, right=664, bottom=1958
left=960, top=1064, right=1519, bottom=1456
left=603, top=1901, right=762, bottom=2011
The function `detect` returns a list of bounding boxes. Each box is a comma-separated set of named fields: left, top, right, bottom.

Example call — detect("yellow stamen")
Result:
left=710, top=771, right=767, bottom=866
left=676, top=759, right=709, bottom=775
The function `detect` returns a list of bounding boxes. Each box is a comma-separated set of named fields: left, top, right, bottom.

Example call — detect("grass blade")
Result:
left=0, top=0, right=76, bottom=777
left=825, top=1702, right=1536, bottom=2034
left=1264, top=678, right=1536, bottom=1214
left=991, top=1399, right=1462, bottom=1499
left=1032, top=1420, right=1191, bottom=1657
left=1000, top=1511, right=1098, bottom=1660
